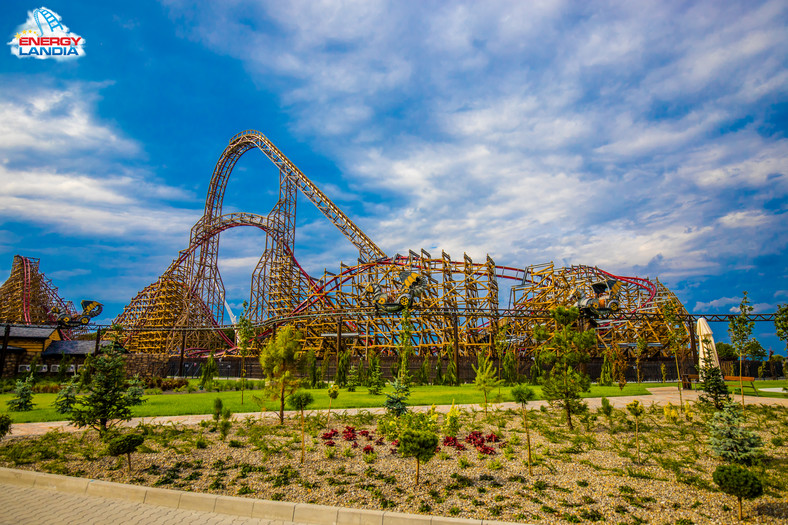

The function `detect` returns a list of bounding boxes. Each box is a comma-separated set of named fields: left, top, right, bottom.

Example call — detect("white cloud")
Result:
left=0, top=81, right=199, bottom=241
left=695, top=296, right=741, bottom=311
left=163, top=0, right=788, bottom=287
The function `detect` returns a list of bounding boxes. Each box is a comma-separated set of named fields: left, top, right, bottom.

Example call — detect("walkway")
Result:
left=8, top=387, right=787, bottom=437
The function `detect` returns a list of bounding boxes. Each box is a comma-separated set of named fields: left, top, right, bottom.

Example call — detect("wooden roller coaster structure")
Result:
left=113, top=130, right=692, bottom=360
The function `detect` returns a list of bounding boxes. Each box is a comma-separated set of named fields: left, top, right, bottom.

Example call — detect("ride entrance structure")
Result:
left=114, top=130, right=691, bottom=364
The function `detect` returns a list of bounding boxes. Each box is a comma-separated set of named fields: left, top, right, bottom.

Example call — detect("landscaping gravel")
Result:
left=2, top=403, right=787, bottom=525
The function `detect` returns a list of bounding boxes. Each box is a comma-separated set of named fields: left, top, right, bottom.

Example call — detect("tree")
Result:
left=663, top=302, right=688, bottom=411
left=511, top=384, right=535, bottom=475
left=399, top=428, right=439, bottom=485
left=54, top=377, right=79, bottom=414
left=698, top=358, right=731, bottom=410
left=326, top=385, right=339, bottom=426
left=598, top=352, right=613, bottom=386
left=729, top=292, right=757, bottom=409
left=347, top=365, right=360, bottom=392
left=7, top=375, right=35, bottom=412
left=306, top=348, right=319, bottom=388
left=626, top=400, right=645, bottom=464
left=384, top=377, right=410, bottom=417
left=536, top=307, right=594, bottom=430
left=237, top=302, right=256, bottom=405
left=445, top=348, right=459, bottom=386
left=416, top=353, right=430, bottom=385
left=288, top=391, right=314, bottom=464
left=713, top=464, right=763, bottom=521
left=69, top=345, right=145, bottom=436
left=259, top=325, right=305, bottom=425
left=200, top=351, right=218, bottom=391
left=107, top=433, right=145, bottom=473
left=335, top=350, right=350, bottom=387
left=633, top=337, right=647, bottom=383
left=501, top=347, right=518, bottom=386
left=366, top=352, right=384, bottom=395
left=775, top=303, right=788, bottom=355
left=708, top=402, right=762, bottom=465
left=716, top=342, right=737, bottom=361
left=472, top=354, right=503, bottom=418
left=397, top=308, right=414, bottom=385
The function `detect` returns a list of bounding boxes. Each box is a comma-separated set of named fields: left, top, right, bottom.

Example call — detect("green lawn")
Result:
left=1, top=379, right=784, bottom=424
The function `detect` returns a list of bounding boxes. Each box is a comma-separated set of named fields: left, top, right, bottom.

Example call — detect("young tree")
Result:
left=366, top=352, right=384, bottom=395
left=511, top=384, right=535, bottom=475
left=397, top=308, right=414, bottom=385
left=7, top=375, right=35, bottom=412
left=472, top=354, right=503, bottom=418
left=775, top=303, right=788, bottom=355
left=416, top=353, right=430, bottom=385
left=347, top=365, right=360, bottom=392
left=626, top=400, right=645, bottom=464
left=536, top=307, right=594, bottom=430
left=237, top=302, right=256, bottom=405
left=698, top=357, right=731, bottom=410
left=107, top=433, right=145, bottom=473
left=399, top=428, right=439, bottom=485
left=54, top=377, right=79, bottom=414
left=326, top=384, right=339, bottom=426
left=501, top=347, right=519, bottom=386
left=335, top=350, right=350, bottom=387
left=708, top=402, right=762, bottom=465
left=259, top=325, right=305, bottom=424
left=713, top=464, right=763, bottom=521
left=69, top=345, right=145, bottom=436
left=598, top=352, right=613, bottom=386
left=633, top=337, right=647, bottom=383
left=288, top=391, right=314, bottom=464
left=663, top=302, right=688, bottom=410
left=200, top=351, right=218, bottom=391
left=384, top=377, right=410, bottom=417
left=598, top=396, right=614, bottom=426
left=729, top=292, right=757, bottom=409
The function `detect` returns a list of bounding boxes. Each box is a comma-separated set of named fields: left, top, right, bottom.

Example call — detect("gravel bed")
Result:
left=2, top=405, right=787, bottom=525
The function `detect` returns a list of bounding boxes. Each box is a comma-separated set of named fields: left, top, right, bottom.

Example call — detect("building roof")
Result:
left=5, top=325, right=58, bottom=339
left=43, top=340, right=111, bottom=356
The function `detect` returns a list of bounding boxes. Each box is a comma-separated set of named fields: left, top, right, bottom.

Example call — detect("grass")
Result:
left=1, top=379, right=784, bottom=423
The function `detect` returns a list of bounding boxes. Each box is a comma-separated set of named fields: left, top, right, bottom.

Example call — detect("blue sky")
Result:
left=1, top=1, right=787, bottom=354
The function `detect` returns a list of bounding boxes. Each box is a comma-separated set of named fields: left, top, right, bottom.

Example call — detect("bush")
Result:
left=107, top=433, right=145, bottom=472
left=7, top=376, right=34, bottom=412
left=708, top=402, right=762, bottom=465
left=713, top=464, right=763, bottom=520
left=0, top=414, right=11, bottom=439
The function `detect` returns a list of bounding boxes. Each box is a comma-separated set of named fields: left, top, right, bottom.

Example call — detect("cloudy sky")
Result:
left=2, top=1, right=787, bottom=353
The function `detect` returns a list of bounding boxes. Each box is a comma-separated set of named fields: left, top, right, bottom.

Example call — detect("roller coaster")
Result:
left=112, top=130, right=692, bottom=361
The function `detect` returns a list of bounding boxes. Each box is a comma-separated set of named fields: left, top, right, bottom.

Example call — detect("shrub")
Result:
left=7, top=376, right=35, bottom=412
left=708, top=402, right=762, bottom=465
left=106, top=433, right=145, bottom=472
left=713, top=464, right=763, bottom=520
left=399, top=428, right=438, bottom=485
left=0, top=414, right=11, bottom=439
left=53, top=378, right=79, bottom=414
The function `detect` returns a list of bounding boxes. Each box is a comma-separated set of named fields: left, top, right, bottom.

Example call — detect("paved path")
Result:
left=8, top=387, right=787, bottom=437
left=0, top=482, right=305, bottom=525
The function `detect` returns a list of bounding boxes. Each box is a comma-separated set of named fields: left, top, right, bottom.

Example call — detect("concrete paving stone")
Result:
left=293, top=503, right=339, bottom=525
left=383, top=511, right=432, bottom=525
left=253, top=499, right=297, bottom=521
left=178, top=490, right=218, bottom=512
left=86, top=478, right=147, bottom=502
left=215, top=494, right=256, bottom=517
left=336, top=507, right=384, bottom=525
